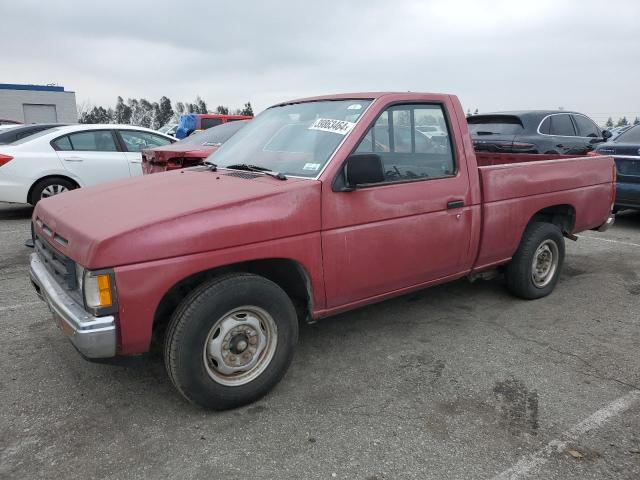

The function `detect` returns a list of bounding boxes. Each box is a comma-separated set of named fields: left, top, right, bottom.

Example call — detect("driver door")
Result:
left=321, top=103, right=473, bottom=308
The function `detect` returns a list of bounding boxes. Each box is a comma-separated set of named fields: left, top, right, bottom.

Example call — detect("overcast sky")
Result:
left=2, top=0, right=638, bottom=123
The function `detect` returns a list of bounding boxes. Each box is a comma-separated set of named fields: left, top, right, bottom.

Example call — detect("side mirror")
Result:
left=345, top=154, right=384, bottom=188
left=602, top=129, right=612, bottom=140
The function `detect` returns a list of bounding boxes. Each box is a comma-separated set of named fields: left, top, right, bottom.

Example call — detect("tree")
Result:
left=634, top=117, right=640, bottom=126
left=240, top=102, right=253, bottom=116
left=216, top=105, right=229, bottom=114
left=605, top=117, right=614, bottom=128
left=129, top=98, right=154, bottom=127
left=78, top=106, right=113, bottom=124
left=617, top=116, right=629, bottom=127
left=156, top=96, right=174, bottom=127
left=473, top=108, right=478, bottom=115
left=195, top=96, right=208, bottom=114
left=151, top=102, right=162, bottom=130
left=114, top=96, right=132, bottom=124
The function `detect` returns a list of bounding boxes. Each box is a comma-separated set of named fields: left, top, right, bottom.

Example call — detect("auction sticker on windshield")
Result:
left=309, top=118, right=356, bottom=135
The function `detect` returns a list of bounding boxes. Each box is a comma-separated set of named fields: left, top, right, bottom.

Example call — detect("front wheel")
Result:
left=505, top=222, right=565, bottom=299
left=164, top=273, right=298, bottom=409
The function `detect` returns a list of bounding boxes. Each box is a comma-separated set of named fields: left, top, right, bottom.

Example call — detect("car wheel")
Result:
left=505, top=222, right=565, bottom=300
left=164, top=273, right=298, bottom=410
left=31, top=177, right=76, bottom=204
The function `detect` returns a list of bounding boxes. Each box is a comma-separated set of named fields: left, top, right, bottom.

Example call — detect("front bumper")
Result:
left=29, top=253, right=117, bottom=358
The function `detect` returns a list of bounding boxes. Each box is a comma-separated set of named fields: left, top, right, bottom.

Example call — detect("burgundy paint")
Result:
left=31, top=92, right=615, bottom=355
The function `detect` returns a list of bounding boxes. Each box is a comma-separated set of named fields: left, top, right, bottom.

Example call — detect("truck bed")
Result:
left=473, top=154, right=615, bottom=270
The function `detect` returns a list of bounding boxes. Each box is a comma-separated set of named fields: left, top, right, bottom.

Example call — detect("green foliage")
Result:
left=77, top=96, right=252, bottom=127
left=78, top=106, right=112, bottom=124
left=616, top=116, right=629, bottom=127
left=605, top=117, right=614, bottom=128
left=241, top=102, right=253, bottom=116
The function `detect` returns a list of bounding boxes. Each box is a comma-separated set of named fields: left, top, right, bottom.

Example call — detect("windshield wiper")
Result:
left=475, top=131, right=496, bottom=135
left=225, top=164, right=287, bottom=180
left=199, top=160, right=217, bottom=171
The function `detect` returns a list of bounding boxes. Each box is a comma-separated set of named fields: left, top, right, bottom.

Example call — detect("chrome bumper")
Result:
left=596, top=214, right=615, bottom=232
left=29, top=253, right=116, bottom=358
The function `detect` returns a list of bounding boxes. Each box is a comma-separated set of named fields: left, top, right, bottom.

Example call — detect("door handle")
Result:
left=447, top=200, right=465, bottom=209
left=63, top=156, right=83, bottom=162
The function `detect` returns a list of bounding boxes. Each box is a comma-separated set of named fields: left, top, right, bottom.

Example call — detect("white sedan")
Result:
left=0, top=124, right=175, bottom=204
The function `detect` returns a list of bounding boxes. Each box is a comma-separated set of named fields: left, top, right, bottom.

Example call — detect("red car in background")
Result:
left=142, top=119, right=249, bottom=174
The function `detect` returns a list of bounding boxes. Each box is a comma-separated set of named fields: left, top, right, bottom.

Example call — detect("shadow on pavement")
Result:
left=0, top=202, right=33, bottom=220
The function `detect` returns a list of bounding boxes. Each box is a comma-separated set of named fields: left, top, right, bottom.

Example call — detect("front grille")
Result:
left=34, top=232, right=77, bottom=291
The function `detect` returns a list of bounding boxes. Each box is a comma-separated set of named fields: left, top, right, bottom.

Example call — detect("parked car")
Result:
left=175, top=113, right=253, bottom=139
left=157, top=122, right=178, bottom=137
left=608, top=124, right=634, bottom=141
left=468, top=110, right=610, bottom=154
left=596, top=124, right=640, bottom=211
left=0, top=119, right=21, bottom=126
left=143, top=120, right=249, bottom=174
left=29, top=92, right=615, bottom=410
left=0, top=124, right=175, bottom=204
left=0, top=123, right=69, bottom=145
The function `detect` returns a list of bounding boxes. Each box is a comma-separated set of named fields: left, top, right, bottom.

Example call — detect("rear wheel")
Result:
left=164, top=273, right=298, bottom=409
left=505, top=222, right=565, bottom=299
left=31, top=177, right=76, bottom=204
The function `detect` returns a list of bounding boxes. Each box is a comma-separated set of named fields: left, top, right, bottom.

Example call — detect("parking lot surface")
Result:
left=1, top=201, right=639, bottom=480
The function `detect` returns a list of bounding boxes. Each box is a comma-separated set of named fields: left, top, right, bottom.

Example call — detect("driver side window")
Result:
left=355, top=104, right=455, bottom=182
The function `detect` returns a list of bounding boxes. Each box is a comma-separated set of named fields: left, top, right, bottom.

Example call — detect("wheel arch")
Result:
left=27, top=174, right=81, bottom=204
left=152, top=258, right=314, bottom=343
left=526, top=203, right=576, bottom=233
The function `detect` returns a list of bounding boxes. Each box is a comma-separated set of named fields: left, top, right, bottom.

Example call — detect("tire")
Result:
left=31, top=177, right=76, bottom=204
left=505, top=222, right=565, bottom=300
left=164, top=273, right=298, bottom=409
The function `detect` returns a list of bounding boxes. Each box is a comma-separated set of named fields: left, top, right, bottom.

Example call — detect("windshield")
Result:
left=615, top=125, right=640, bottom=143
left=178, top=120, right=248, bottom=147
left=208, top=99, right=372, bottom=177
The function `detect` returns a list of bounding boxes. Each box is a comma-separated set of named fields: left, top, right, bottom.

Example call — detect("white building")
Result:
left=0, top=83, right=77, bottom=123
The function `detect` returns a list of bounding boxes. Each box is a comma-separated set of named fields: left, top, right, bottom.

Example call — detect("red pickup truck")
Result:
left=29, top=92, right=615, bottom=409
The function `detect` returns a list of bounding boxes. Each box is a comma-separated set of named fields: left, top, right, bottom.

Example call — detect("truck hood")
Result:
left=33, top=168, right=321, bottom=269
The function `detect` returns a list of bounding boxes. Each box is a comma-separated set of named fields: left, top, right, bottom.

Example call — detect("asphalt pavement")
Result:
left=0, top=201, right=638, bottom=480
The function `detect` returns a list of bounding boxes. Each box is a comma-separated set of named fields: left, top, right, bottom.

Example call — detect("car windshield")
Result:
left=615, top=125, right=640, bottom=143
left=208, top=99, right=372, bottom=177
left=179, top=120, right=249, bottom=147
left=467, top=115, right=524, bottom=135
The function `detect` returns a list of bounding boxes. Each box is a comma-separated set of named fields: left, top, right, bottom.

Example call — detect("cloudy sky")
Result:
left=2, top=0, right=638, bottom=123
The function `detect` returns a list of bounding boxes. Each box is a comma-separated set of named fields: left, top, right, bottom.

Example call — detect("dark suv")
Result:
left=468, top=110, right=610, bottom=155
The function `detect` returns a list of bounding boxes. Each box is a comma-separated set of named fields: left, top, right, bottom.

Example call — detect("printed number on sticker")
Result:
left=309, top=118, right=356, bottom=135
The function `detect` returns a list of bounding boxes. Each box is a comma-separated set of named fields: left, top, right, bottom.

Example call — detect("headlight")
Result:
left=82, top=269, right=117, bottom=314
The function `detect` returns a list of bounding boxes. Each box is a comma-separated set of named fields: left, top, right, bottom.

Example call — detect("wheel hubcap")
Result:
left=203, top=306, right=277, bottom=386
left=531, top=239, right=559, bottom=288
left=41, top=184, right=69, bottom=199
